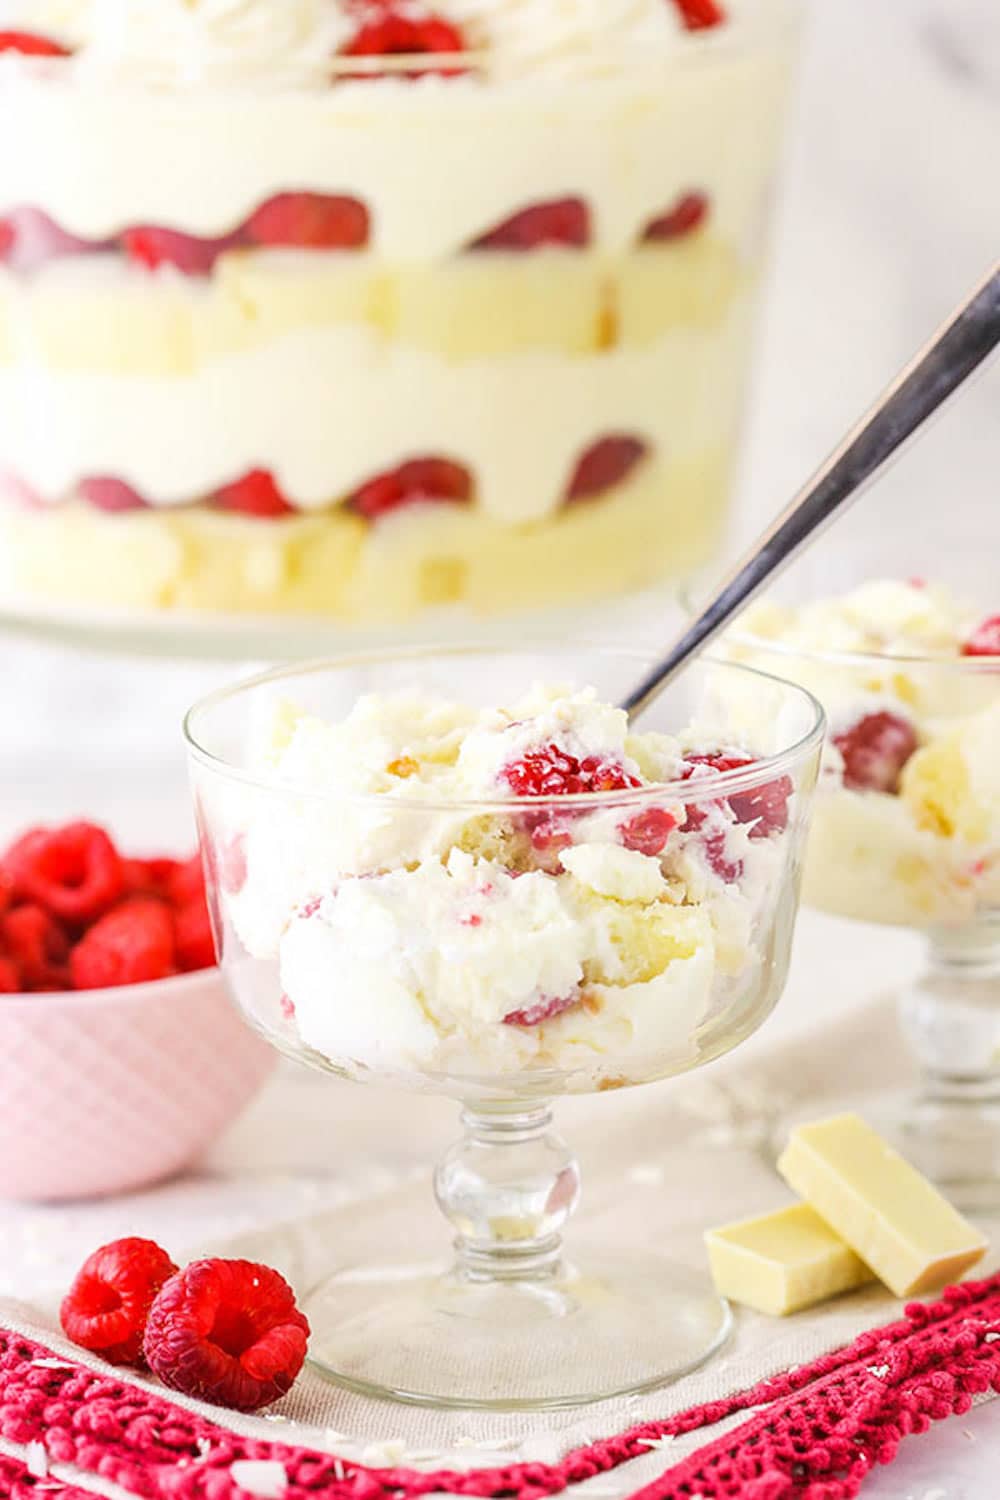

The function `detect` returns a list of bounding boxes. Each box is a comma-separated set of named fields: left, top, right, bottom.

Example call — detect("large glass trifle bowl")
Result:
left=185, top=645, right=823, bottom=1408
left=0, top=0, right=798, bottom=654
left=724, top=566, right=1000, bottom=1208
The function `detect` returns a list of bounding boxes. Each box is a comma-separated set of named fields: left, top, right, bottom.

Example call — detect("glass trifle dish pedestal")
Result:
left=725, top=574, right=1000, bottom=1210
left=185, top=645, right=823, bottom=1408
left=0, top=0, right=798, bottom=650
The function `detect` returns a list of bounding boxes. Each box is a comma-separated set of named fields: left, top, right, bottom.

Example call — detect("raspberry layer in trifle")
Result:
left=217, top=682, right=800, bottom=1090
left=733, top=580, right=1000, bottom=928
left=0, top=0, right=796, bottom=624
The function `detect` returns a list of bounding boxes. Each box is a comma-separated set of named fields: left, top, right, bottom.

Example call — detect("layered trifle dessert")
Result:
left=0, top=0, right=795, bottom=623
left=217, top=682, right=798, bottom=1088
left=734, top=580, right=1000, bottom=927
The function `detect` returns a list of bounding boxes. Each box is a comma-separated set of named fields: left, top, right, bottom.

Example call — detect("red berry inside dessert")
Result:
left=471, top=198, right=591, bottom=252
left=143, top=1258, right=310, bottom=1411
left=567, top=436, right=649, bottom=503
left=0, top=31, right=71, bottom=55
left=61, top=1238, right=179, bottom=1367
left=504, top=994, right=581, bottom=1028
left=834, top=712, right=919, bottom=794
left=246, top=193, right=370, bottom=250
left=341, top=8, right=466, bottom=75
left=620, top=806, right=678, bottom=856
left=962, top=615, right=1000, bottom=657
left=79, top=477, right=149, bottom=513
left=669, top=0, right=727, bottom=31
left=212, top=469, right=298, bottom=519
left=122, top=226, right=241, bottom=275
left=642, top=190, right=710, bottom=242
left=503, top=745, right=641, bottom=798
left=348, top=457, right=472, bottom=521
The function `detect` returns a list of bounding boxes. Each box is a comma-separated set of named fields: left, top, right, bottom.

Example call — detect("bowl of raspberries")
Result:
left=0, top=821, right=273, bottom=1202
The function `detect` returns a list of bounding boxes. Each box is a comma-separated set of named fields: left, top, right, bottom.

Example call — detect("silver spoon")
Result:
left=622, top=259, right=1000, bottom=718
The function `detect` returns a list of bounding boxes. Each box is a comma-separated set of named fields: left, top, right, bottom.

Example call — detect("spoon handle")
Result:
left=622, top=260, right=1000, bottom=718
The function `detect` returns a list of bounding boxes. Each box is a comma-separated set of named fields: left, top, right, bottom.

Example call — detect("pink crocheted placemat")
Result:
left=2, top=1275, right=999, bottom=1500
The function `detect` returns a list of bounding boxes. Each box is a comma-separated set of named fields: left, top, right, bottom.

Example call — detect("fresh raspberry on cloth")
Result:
left=144, top=1259, right=309, bottom=1411
left=3, top=822, right=124, bottom=926
left=70, top=898, right=176, bottom=990
left=61, top=1238, right=178, bottom=1367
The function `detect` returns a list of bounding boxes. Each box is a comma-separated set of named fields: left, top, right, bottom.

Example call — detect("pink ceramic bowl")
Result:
left=0, top=967, right=274, bottom=1201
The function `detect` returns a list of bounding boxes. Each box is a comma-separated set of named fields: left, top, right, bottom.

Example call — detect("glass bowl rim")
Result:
left=183, top=642, right=826, bottom=813
left=678, top=585, right=1000, bottom=675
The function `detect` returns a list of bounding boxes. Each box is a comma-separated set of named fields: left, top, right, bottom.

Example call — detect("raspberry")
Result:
left=348, top=457, right=472, bottom=521
left=681, top=752, right=789, bottom=839
left=0, top=31, right=70, bottom=55
left=503, top=745, right=641, bottom=797
left=670, top=0, right=726, bottom=30
left=143, top=1259, right=310, bottom=1412
left=0, top=220, right=13, bottom=259
left=164, top=854, right=206, bottom=908
left=504, top=994, right=581, bottom=1028
left=174, top=900, right=216, bottom=973
left=4, top=822, right=124, bottom=926
left=122, top=226, right=239, bottom=275
left=220, top=835, right=248, bottom=896
left=122, top=856, right=185, bottom=899
left=341, top=9, right=466, bottom=76
left=61, top=1238, right=178, bottom=1367
left=1, top=905, right=71, bottom=991
left=471, top=198, right=590, bottom=251
left=0, top=957, right=21, bottom=993
left=79, top=477, right=149, bottom=512
left=642, top=190, right=710, bottom=242
left=620, top=806, right=677, bottom=856
left=701, top=829, right=742, bottom=884
left=212, top=470, right=298, bottom=519
left=70, top=898, right=176, bottom=991
left=566, top=436, right=648, bottom=503
left=246, top=193, right=370, bottom=250
left=962, top=615, right=1000, bottom=657
left=1, top=206, right=97, bottom=271
left=729, top=775, right=793, bottom=837
left=833, top=712, right=918, bottom=794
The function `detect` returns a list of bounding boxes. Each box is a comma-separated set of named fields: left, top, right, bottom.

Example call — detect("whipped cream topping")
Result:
left=216, top=683, right=792, bottom=1083
left=739, top=579, right=979, bottom=659
left=0, top=0, right=92, bottom=46
left=76, top=0, right=347, bottom=88
left=447, top=0, right=686, bottom=70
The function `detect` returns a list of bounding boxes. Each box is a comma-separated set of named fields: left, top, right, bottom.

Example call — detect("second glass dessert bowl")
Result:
left=725, top=577, right=1000, bottom=1207
left=185, top=645, right=823, bottom=1409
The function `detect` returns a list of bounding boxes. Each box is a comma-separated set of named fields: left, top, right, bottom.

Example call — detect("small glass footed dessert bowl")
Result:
left=724, top=575, right=1000, bottom=1207
left=184, top=645, right=823, bottom=1409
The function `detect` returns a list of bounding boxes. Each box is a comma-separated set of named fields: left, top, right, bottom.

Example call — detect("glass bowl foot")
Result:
left=304, top=1250, right=731, bottom=1410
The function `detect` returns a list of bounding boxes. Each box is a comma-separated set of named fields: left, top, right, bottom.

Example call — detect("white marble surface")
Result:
left=0, top=0, right=998, bottom=1489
